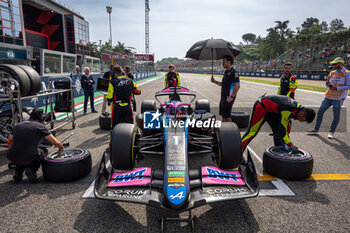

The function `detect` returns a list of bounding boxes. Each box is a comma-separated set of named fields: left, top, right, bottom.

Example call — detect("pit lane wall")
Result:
left=238, top=72, right=328, bottom=80
left=178, top=71, right=328, bottom=81
left=1, top=72, right=158, bottom=111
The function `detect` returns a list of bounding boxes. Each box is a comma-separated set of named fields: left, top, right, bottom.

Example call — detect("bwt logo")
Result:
left=144, top=111, right=161, bottom=129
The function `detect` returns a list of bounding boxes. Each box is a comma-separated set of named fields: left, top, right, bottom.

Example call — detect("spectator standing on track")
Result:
left=74, top=65, right=81, bottom=75
left=277, top=62, right=298, bottom=99
left=106, top=65, right=141, bottom=129
left=7, top=109, right=64, bottom=183
left=103, top=64, right=114, bottom=80
left=211, top=55, right=240, bottom=122
left=124, top=66, right=134, bottom=80
left=165, top=64, right=180, bottom=88
left=124, top=66, right=137, bottom=111
left=81, top=67, right=98, bottom=115
left=242, top=95, right=315, bottom=152
left=308, top=57, right=350, bottom=139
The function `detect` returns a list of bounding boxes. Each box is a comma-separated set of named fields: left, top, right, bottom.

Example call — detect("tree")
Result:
left=301, top=17, right=319, bottom=29
left=89, top=42, right=100, bottom=57
left=320, top=21, right=328, bottom=33
left=329, top=18, right=347, bottom=32
left=242, top=33, right=256, bottom=44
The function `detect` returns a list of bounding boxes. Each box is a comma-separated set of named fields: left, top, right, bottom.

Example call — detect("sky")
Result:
left=57, top=0, right=350, bottom=61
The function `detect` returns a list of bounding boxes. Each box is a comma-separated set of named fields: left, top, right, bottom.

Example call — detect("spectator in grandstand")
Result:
left=164, top=64, right=180, bottom=88
left=242, top=95, right=315, bottom=152
left=308, top=57, right=350, bottom=139
left=211, top=55, right=240, bottom=122
left=7, top=109, right=64, bottom=183
left=277, top=62, right=298, bottom=99
left=106, top=65, right=141, bottom=129
left=81, top=67, right=98, bottom=115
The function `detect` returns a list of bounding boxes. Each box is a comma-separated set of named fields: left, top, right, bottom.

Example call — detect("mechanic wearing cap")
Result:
left=308, top=57, right=350, bottom=139
left=165, top=64, right=180, bottom=88
left=211, top=55, right=240, bottom=122
left=7, top=109, right=64, bottom=183
left=106, top=65, right=141, bottom=129
left=242, top=95, right=315, bottom=153
left=277, top=62, right=298, bottom=99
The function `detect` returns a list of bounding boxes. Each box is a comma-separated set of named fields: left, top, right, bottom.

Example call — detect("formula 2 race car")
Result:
left=94, top=85, right=259, bottom=214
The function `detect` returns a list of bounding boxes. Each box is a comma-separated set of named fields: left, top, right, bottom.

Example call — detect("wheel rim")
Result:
left=270, top=147, right=308, bottom=159
left=46, top=148, right=85, bottom=161
left=0, top=78, right=16, bottom=97
left=0, top=117, right=13, bottom=138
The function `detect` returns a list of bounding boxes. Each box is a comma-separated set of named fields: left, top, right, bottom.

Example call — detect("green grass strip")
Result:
left=240, top=77, right=335, bottom=94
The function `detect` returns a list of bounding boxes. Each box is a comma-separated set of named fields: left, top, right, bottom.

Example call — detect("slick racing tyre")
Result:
left=141, top=100, right=157, bottom=113
left=99, top=113, right=111, bottom=130
left=42, top=148, right=92, bottom=182
left=215, top=122, right=242, bottom=169
left=0, top=64, right=31, bottom=97
left=17, top=65, right=41, bottom=96
left=231, top=112, right=249, bottom=128
left=195, top=99, right=210, bottom=113
left=263, top=146, right=313, bottom=180
left=110, top=123, right=137, bottom=170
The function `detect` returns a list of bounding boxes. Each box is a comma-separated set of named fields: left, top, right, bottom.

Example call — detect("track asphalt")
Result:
left=0, top=73, right=349, bottom=232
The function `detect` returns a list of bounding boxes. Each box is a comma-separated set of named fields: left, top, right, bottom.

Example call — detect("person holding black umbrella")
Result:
left=211, top=55, right=240, bottom=122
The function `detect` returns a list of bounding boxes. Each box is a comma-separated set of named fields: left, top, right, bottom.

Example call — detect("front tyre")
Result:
left=215, top=122, right=242, bottom=169
left=110, top=123, right=137, bottom=170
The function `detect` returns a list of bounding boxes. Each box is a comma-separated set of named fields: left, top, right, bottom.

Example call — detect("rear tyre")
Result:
left=231, top=112, right=249, bottom=128
left=195, top=99, right=210, bottom=113
left=215, top=122, right=242, bottom=169
left=17, top=65, right=41, bottom=96
left=0, top=64, right=31, bottom=97
left=110, top=123, right=137, bottom=170
left=99, top=113, right=111, bottom=130
left=141, top=100, right=157, bottom=113
left=42, top=148, right=92, bottom=182
left=263, top=146, right=313, bottom=180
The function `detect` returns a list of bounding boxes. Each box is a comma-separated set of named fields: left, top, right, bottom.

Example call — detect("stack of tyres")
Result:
left=0, top=64, right=41, bottom=97
left=54, top=80, right=72, bottom=112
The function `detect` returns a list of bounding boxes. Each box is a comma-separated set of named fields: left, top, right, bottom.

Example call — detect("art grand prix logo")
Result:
left=144, top=110, right=161, bottom=129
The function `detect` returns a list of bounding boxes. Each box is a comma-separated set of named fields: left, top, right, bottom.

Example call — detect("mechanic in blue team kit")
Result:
left=277, top=62, right=298, bottom=99
left=241, top=95, right=315, bottom=152
left=106, top=65, right=141, bottom=129
left=81, top=67, right=98, bottom=115
left=308, top=57, right=350, bottom=139
left=211, top=55, right=240, bottom=122
left=165, top=64, right=180, bottom=88
left=7, top=109, right=64, bottom=183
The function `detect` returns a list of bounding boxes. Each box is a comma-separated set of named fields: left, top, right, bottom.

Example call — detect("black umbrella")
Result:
left=185, top=38, right=241, bottom=77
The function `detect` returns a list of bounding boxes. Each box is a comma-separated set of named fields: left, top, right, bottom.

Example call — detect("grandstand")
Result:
left=158, top=41, right=350, bottom=74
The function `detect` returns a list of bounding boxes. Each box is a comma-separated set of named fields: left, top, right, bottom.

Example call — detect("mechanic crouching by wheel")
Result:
left=241, top=95, right=315, bottom=153
left=7, top=109, right=64, bottom=183
left=106, top=65, right=141, bottom=129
